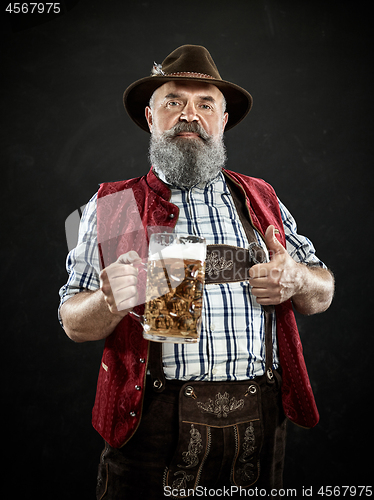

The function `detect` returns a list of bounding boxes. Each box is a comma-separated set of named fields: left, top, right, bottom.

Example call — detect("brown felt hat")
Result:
left=123, top=45, right=253, bottom=133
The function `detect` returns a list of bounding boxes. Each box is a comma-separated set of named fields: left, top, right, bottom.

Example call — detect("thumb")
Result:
left=264, top=225, right=285, bottom=259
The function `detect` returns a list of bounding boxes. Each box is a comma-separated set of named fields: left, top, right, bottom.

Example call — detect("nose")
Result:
left=180, top=101, right=199, bottom=123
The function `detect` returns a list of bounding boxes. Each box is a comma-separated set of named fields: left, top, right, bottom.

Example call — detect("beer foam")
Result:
left=149, top=241, right=206, bottom=262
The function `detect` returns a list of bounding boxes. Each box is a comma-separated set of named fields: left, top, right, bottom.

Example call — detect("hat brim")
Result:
left=123, top=75, right=253, bottom=133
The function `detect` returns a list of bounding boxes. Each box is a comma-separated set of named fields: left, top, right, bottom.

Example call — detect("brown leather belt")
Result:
left=205, top=242, right=266, bottom=284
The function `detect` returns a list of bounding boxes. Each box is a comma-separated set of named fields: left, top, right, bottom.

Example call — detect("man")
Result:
left=59, top=45, right=334, bottom=499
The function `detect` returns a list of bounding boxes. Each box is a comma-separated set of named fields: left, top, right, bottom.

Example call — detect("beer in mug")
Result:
left=142, top=234, right=206, bottom=343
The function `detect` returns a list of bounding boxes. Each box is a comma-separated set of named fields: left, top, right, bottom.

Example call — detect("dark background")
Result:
left=2, top=0, right=373, bottom=497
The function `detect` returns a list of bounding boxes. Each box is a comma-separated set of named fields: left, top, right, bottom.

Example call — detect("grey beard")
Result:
left=148, top=122, right=227, bottom=189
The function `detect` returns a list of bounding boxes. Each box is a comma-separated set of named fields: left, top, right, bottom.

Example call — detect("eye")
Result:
left=166, top=100, right=181, bottom=108
left=199, top=103, right=213, bottom=111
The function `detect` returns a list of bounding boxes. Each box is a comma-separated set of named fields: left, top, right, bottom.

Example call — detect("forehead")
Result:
left=153, top=80, right=224, bottom=103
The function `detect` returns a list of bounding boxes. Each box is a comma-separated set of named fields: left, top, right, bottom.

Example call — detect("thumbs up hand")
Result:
left=249, top=225, right=304, bottom=306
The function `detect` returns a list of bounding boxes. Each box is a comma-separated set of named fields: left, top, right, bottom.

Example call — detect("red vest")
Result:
left=92, top=168, right=319, bottom=448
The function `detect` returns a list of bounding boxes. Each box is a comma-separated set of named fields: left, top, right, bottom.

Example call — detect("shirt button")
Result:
left=210, top=324, right=216, bottom=331
left=169, top=213, right=175, bottom=219
left=129, top=411, right=136, bottom=417
left=135, top=385, right=141, bottom=391
left=139, top=358, right=145, bottom=364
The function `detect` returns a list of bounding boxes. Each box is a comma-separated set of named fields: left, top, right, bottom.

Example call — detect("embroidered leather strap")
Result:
left=205, top=245, right=246, bottom=283
left=205, top=241, right=270, bottom=284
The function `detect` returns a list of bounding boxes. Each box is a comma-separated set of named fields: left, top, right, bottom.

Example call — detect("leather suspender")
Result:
left=148, top=338, right=166, bottom=391
left=225, top=176, right=275, bottom=382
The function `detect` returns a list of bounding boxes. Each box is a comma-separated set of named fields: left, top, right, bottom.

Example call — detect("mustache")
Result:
left=162, top=122, right=211, bottom=141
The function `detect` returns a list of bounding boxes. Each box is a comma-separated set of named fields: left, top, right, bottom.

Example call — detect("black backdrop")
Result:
left=2, top=0, right=373, bottom=498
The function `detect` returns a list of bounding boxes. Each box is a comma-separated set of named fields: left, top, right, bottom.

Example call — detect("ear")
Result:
left=145, top=106, right=153, bottom=132
left=222, top=112, right=229, bottom=132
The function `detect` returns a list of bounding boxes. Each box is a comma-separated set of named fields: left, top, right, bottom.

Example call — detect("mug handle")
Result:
left=128, top=310, right=151, bottom=332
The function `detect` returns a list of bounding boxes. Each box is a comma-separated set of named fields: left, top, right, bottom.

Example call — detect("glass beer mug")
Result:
left=130, top=233, right=206, bottom=343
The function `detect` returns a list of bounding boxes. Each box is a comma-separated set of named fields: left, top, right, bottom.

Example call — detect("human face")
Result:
left=145, top=81, right=228, bottom=141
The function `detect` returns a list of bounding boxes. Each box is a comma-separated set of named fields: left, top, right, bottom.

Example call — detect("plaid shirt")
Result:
left=59, top=172, right=325, bottom=381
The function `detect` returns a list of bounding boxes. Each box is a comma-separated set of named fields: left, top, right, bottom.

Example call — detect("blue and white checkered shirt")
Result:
left=59, top=172, right=325, bottom=381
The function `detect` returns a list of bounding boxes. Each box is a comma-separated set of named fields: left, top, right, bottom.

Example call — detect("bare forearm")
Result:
left=60, top=290, right=124, bottom=342
left=60, top=252, right=140, bottom=342
left=292, top=265, right=335, bottom=315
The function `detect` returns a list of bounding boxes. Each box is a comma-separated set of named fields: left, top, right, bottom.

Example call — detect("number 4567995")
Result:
left=5, top=3, right=61, bottom=14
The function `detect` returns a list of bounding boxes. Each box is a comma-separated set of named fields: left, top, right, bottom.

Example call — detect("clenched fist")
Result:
left=99, top=250, right=142, bottom=316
